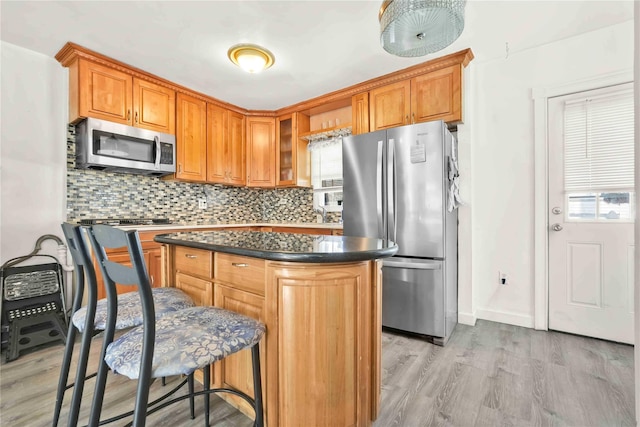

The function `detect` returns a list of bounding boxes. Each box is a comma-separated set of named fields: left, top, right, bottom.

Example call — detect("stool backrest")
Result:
left=60, top=223, right=97, bottom=319
left=86, top=225, right=156, bottom=381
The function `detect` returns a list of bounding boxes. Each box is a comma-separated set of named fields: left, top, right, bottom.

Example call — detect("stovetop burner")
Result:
left=79, top=218, right=172, bottom=226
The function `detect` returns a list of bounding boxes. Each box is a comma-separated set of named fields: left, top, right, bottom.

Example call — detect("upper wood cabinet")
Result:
left=369, top=80, right=411, bottom=131
left=276, top=112, right=311, bottom=187
left=246, top=117, right=276, bottom=188
left=351, top=92, right=370, bottom=135
left=69, top=58, right=175, bottom=133
left=369, top=64, right=465, bottom=131
left=176, top=92, right=207, bottom=182
left=411, top=64, right=462, bottom=124
left=207, top=104, right=246, bottom=186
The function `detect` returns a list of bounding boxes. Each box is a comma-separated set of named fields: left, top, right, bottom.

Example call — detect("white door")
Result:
left=548, top=83, right=635, bottom=344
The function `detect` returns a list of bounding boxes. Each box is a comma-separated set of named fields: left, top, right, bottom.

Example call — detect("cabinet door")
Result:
left=206, top=104, right=227, bottom=183
left=176, top=93, right=207, bottom=181
left=411, top=64, right=462, bottom=124
left=246, top=117, right=275, bottom=187
left=78, top=59, right=132, bottom=125
left=147, top=248, right=162, bottom=289
left=175, top=272, right=213, bottom=306
left=352, top=92, right=370, bottom=135
left=369, top=80, right=410, bottom=131
left=227, top=111, right=246, bottom=186
left=266, top=262, right=372, bottom=427
left=213, top=284, right=265, bottom=413
left=276, top=113, right=295, bottom=187
left=132, top=78, right=175, bottom=134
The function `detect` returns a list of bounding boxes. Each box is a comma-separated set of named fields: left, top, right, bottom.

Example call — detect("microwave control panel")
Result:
left=160, top=142, right=174, bottom=164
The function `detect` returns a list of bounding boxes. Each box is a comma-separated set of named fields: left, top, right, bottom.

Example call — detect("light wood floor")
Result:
left=0, top=320, right=635, bottom=426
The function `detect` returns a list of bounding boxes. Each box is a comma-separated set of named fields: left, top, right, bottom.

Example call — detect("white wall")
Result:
left=0, top=41, right=68, bottom=282
left=463, top=20, right=634, bottom=327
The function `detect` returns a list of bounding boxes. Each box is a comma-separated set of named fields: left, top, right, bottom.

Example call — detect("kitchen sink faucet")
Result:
left=314, top=206, right=327, bottom=223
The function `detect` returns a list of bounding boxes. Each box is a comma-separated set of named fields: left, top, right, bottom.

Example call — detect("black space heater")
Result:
left=0, top=255, right=68, bottom=362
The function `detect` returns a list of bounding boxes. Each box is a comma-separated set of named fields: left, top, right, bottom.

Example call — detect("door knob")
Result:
left=552, top=207, right=562, bottom=215
left=552, top=223, right=563, bottom=232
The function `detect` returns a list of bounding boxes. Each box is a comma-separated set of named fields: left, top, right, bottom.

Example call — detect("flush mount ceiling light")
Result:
left=227, top=44, right=275, bottom=73
left=379, top=0, right=466, bottom=57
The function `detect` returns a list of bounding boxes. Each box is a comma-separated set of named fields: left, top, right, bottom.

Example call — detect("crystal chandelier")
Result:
left=379, top=0, right=466, bottom=57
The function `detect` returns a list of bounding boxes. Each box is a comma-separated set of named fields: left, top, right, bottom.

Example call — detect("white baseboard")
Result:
left=458, top=312, right=477, bottom=326
left=475, top=308, right=535, bottom=328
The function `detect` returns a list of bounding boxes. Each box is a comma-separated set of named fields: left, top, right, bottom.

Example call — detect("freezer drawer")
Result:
left=382, top=257, right=444, bottom=337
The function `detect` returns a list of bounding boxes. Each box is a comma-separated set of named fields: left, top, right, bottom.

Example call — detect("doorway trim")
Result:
left=531, top=69, right=633, bottom=330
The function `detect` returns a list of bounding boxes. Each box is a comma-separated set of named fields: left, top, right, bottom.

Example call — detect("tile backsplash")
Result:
left=66, top=141, right=335, bottom=224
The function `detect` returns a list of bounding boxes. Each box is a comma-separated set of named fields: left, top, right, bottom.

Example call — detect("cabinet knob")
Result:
left=127, top=110, right=131, bottom=121
left=135, top=111, right=138, bottom=123
left=405, top=115, right=409, bottom=124
left=412, top=112, right=415, bottom=124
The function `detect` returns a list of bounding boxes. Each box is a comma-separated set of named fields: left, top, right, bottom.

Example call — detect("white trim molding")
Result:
left=458, top=312, right=477, bottom=326
left=531, top=69, right=634, bottom=331
left=476, top=308, right=534, bottom=329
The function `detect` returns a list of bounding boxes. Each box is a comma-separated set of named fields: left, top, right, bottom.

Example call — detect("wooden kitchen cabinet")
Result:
left=246, top=117, right=276, bottom=188
left=213, top=283, right=266, bottom=413
left=369, top=80, right=411, bottom=131
left=69, top=58, right=175, bottom=133
left=276, top=112, right=311, bottom=187
left=352, top=92, right=370, bottom=135
left=369, top=64, right=464, bottom=131
left=176, top=92, right=207, bottom=182
left=265, top=261, right=374, bottom=427
left=207, top=104, right=246, bottom=186
left=411, top=64, right=462, bottom=124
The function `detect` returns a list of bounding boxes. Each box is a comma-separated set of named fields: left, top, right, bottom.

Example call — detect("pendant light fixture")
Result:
left=228, top=44, right=275, bottom=73
left=379, top=0, right=466, bottom=57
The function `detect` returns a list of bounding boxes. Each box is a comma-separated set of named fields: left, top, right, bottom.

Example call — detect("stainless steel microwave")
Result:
left=75, top=118, right=176, bottom=177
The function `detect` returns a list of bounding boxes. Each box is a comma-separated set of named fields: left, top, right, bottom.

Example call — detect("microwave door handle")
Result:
left=154, top=136, right=161, bottom=170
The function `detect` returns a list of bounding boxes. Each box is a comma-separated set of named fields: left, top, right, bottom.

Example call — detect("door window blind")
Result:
left=563, top=85, right=634, bottom=192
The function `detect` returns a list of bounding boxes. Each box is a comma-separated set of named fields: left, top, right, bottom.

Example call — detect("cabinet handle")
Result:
left=412, top=112, right=415, bottom=124
left=178, top=164, right=182, bottom=173
left=127, top=110, right=131, bottom=121
left=135, top=111, right=138, bottom=123
left=185, top=254, right=197, bottom=259
left=150, top=275, right=154, bottom=285
left=405, top=114, right=409, bottom=124
left=232, top=262, right=249, bottom=268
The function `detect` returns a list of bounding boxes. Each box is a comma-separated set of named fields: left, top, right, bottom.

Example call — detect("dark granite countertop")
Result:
left=155, top=230, right=397, bottom=263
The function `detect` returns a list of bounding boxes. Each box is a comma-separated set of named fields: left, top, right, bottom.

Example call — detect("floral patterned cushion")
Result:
left=104, top=306, right=266, bottom=379
left=72, top=288, right=195, bottom=332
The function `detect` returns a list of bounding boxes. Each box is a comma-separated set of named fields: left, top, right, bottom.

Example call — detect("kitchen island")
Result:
left=155, top=230, right=397, bottom=427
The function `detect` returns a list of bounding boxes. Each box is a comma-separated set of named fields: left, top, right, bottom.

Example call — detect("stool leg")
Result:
left=188, top=373, right=195, bottom=420
left=251, top=345, right=264, bottom=427
left=203, top=366, right=211, bottom=427
left=67, top=324, right=95, bottom=427
left=52, top=323, right=78, bottom=426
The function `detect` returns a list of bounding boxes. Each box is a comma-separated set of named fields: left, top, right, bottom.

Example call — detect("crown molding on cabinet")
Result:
left=55, top=42, right=473, bottom=118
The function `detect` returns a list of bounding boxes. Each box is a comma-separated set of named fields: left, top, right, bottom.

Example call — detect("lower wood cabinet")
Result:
left=164, top=244, right=381, bottom=427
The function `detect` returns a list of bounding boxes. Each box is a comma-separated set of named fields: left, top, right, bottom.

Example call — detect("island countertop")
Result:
left=155, top=230, right=397, bottom=263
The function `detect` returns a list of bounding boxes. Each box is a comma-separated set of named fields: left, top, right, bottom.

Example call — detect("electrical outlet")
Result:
left=198, top=198, right=207, bottom=209
left=499, top=271, right=507, bottom=285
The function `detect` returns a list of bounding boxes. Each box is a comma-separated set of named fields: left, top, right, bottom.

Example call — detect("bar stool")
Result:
left=53, top=223, right=195, bottom=426
left=87, top=224, right=265, bottom=427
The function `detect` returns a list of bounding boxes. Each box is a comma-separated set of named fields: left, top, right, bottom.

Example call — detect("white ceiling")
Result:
left=0, top=1, right=633, bottom=111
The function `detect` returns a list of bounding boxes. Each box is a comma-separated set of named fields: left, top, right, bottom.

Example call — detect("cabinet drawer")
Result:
left=214, top=253, right=265, bottom=296
left=175, top=246, right=212, bottom=278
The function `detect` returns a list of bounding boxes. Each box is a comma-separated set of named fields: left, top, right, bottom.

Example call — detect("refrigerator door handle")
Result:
left=383, top=259, right=442, bottom=270
left=376, top=140, right=384, bottom=238
left=387, top=139, right=396, bottom=242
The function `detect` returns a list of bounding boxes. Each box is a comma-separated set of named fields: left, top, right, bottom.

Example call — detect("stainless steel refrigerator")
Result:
left=342, top=120, right=457, bottom=345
